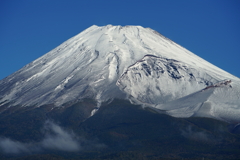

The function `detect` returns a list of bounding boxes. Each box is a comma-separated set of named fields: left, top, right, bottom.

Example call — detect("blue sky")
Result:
left=0, top=0, right=239, bottom=80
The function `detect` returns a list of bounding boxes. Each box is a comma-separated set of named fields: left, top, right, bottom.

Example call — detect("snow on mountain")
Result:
left=145, top=79, right=240, bottom=123
left=116, top=54, right=240, bottom=123
left=0, top=25, right=239, bottom=123
left=116, top=55, right=220, bottom=104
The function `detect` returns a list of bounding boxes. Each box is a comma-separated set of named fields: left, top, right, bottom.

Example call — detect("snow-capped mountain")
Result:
left=0, top=25, right=239, bottom=123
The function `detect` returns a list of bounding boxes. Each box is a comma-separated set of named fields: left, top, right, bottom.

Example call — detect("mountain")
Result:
left=0, top=25, right=239, bottom=123
left=0, top=25, right=240, bottom=159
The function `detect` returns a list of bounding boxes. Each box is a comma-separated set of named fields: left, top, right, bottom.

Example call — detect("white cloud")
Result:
left=0, top=120, right=105, bottom=154
left=40, top=121, right=80, bottom=152
left=180, top=125, right=214, bottom=142
left=0, top=138, right=30, bottom=154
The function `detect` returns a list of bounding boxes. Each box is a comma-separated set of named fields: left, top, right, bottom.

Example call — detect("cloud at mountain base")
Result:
left=180, top=125, right=215, bottom=142
left=40, top=121, right=80, bottom=152
left=0, top=121, right=105, bottom=154
left=0, top=138, right=33, bottom=154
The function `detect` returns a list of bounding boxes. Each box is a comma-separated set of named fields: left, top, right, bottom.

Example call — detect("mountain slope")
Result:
left=149, top=80, right=240, bottom=123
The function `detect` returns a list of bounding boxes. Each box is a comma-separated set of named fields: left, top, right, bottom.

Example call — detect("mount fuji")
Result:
left=0, top=25, right=239, bottom=123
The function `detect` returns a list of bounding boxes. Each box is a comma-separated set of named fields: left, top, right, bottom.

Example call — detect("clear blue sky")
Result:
left=0, top=0, right=240, bottom=80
